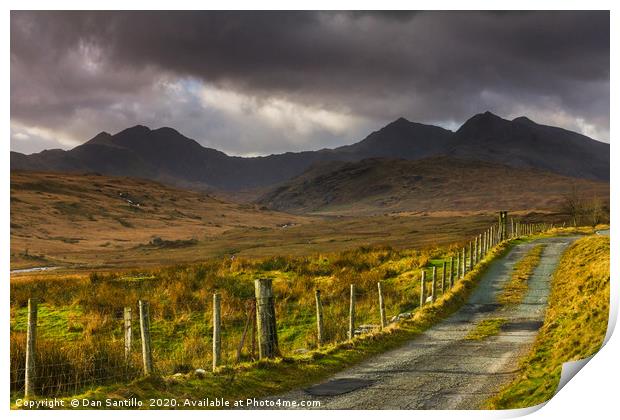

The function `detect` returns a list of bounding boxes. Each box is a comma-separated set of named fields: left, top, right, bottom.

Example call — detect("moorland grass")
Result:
left=51, top=240, right=514, bottom=408
left=11, top=239, right=515, bottom=406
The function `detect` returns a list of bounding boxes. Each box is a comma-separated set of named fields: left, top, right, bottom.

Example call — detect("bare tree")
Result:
left=584, top=197, right=607, bottom=227
left=560, top=185, right=584, bottom=227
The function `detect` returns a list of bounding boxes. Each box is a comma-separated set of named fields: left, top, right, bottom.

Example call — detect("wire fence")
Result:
left=10, top=220, right=553, bottom=399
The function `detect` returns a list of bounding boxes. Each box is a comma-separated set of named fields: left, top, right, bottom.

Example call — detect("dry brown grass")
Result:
left=10, top=171, right=306, bottom=269
left=11, top=171, right=573, bottom=272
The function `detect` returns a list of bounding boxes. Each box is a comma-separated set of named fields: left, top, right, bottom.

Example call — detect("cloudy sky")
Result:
left=10, top=11, right=609, bottom=156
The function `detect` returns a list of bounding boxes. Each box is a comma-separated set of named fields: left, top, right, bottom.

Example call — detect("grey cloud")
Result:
left=10, top=10, right=610, bottom=155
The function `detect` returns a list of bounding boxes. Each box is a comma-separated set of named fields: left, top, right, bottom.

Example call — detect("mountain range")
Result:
left=11, top=111, right=609, bottom=191
left=256, top=157, right=609, bottom=215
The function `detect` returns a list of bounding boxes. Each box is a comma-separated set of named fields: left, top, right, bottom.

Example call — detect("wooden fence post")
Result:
left=24, top=298, right=37, bottom=398
left=419, top=270, right=426, bottom=307
left=377, top=282, right=387, bottom=329
left=486, top=228, right=489, bottom=250
left=212, top=293, right=221, bottom=371
left=468, top=242, right=473, bottom=271
left=449, top=256, right=454, bottom=288
left=315, top=289, right=324, bottom=346
left=462, top=247, right=466, bottom=276
left=472, top=238, right=476, bottom=266
left=431, top=266, right=437, bottom=303
left=499, top=211, right=508, bottom=241
left=441, top=261, right=447, bottom=293
left=348, top=284, right=356, bottom=340
left=123, top=307, right=132, bottom=363
left=138, top=300, right=153, bottom=375
left=314, top=289, right=323, bottom=347
left=478, top=234, right=482, bottom=261
left=255, top=279, right=279, bottom=358
left=515, top=221, right=519, bottom=236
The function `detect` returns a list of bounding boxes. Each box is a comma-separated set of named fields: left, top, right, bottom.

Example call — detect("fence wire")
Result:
left=10, top=221, right=551, bottom=398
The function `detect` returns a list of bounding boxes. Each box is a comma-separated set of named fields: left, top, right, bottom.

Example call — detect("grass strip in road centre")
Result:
left=464, top=318, right=506, bottom=341
left=498, top=244, right=545, bottom=306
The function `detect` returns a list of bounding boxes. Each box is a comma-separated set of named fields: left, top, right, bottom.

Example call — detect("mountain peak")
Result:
left=87, top=131, right=112, bottom=143
left=475, top=111, right=505, bottom=121
left=116, top=125, right=152, bottom=136
left=381, top=117, right=413, bottom=130
left=512, top=116, right=536, bottom=125
left=456, top=111, right=510, bottom=134
left=153, top=126, right=182, bottom=136
left=393, top=116, right=411, bottom=124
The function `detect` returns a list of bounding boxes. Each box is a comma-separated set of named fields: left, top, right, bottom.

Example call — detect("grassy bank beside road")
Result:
left=487, top=234, right=610, bottom=409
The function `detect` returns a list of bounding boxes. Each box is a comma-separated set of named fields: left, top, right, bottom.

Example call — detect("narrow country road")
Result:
left=265, top=236, right=577, bottom=409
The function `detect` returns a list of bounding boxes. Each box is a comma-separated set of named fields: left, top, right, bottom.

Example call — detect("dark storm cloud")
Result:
left=10, top=10, right=610, bottom=155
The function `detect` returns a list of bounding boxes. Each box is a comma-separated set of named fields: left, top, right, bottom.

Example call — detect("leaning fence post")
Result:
left=419, top=270, right=426, bottom=307
left=255, top=278, right=279, bottom=358
left=123, top=307, right=132, bottom=363
left=377, top=282, right=387, bottom=329
left=212, top=293, right=221, bottom=371
left=315, top=289, right=324, bottom=346
left=348, top=284, right=356, bottom=340
left=138, top=300, right=153, bottom=375
left=24, top=298, right=37, bottom=398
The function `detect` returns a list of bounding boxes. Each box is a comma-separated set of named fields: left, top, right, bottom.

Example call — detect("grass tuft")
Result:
left=464, top=318, right=506, bottom=341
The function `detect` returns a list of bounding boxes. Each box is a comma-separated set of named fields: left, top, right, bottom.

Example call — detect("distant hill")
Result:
left=255, top=157, right=610, bottom=216
left=10, top=171, right=304, bottom=269
left=11, top=112, right=609, bottom=190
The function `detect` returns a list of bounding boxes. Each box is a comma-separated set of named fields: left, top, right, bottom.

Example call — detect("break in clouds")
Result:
left=10, top=11, right=610, bottom=156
